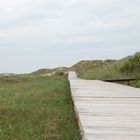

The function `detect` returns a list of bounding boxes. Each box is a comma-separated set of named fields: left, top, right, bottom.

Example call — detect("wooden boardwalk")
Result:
left=68, top=71, right=140, bottom=140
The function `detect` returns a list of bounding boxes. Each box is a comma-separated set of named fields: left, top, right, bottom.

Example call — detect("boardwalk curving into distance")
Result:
left=68, top=71, right=140, bottom=140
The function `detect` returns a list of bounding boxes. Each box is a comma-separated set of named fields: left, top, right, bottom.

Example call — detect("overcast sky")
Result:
left=0, top=0, right=140, bottom=73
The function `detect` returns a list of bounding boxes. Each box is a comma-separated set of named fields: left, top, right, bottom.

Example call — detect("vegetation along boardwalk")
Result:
left=68, top=71, right=140, bottom=140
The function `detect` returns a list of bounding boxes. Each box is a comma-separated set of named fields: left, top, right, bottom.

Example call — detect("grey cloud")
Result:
left=0, top=0, right=140, bottom=73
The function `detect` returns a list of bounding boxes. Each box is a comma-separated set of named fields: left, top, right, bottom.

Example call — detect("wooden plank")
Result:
left=68, top=71, right=140, bottom=140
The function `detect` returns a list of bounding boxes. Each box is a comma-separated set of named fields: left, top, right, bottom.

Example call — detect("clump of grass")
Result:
left=130, top=72, right=140, bottom=88
left=0, top=75, right=81, bottom=140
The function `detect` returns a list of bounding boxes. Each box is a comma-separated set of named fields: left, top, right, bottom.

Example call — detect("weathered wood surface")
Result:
left=68, top=71, right=140, bottom=140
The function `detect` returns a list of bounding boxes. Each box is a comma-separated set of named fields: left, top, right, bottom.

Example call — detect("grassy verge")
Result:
left=72, top=52, right=140, bottom=88
left=73, top=59, right=132, bottom=80
left=0, top=75, right=81, bottom=140
left=130, top=79, right=140, bottom=88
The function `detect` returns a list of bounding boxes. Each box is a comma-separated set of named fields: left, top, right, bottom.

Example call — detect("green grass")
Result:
left=72, top=52, right=140, bottom=88
left=130, top=79, right=140, bottom=88
left=31, top=67, right=69, bottom=76
left=72, top=59, right=131, bottom=80
left=0, top=75, right=81, bottom=140
left=129, top=72, right=140, bottom=88
left=72, top=53, right=139, bottom=80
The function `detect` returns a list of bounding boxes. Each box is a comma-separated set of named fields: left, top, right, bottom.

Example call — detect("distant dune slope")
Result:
left=71, top=52, right=140, bottom=87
